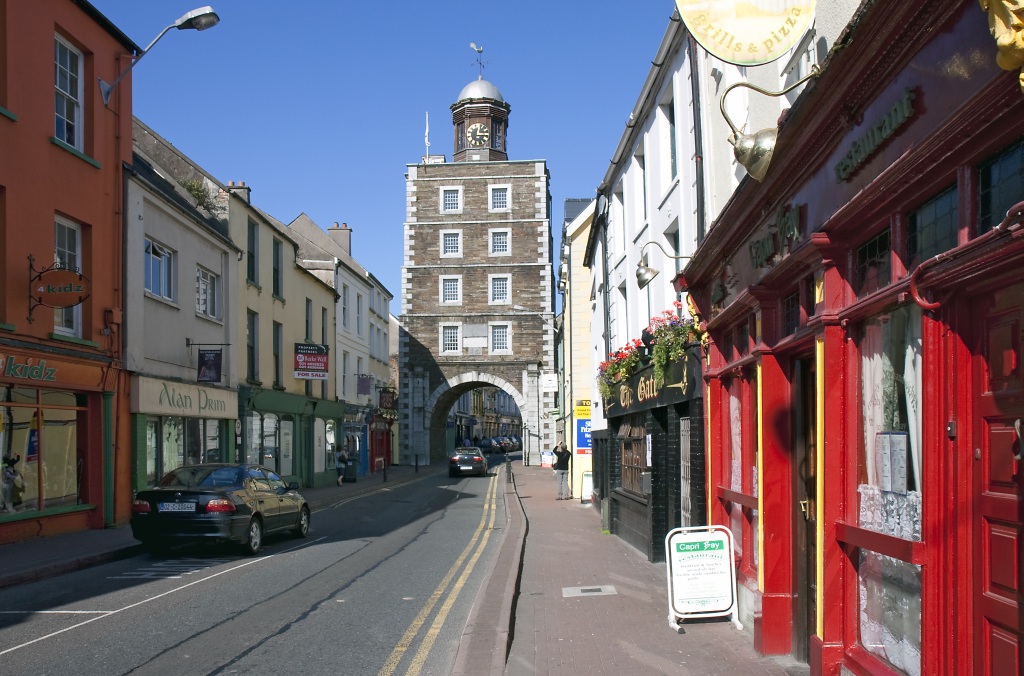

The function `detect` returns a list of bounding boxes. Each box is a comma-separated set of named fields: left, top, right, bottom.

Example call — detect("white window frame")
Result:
left=144, top=237, right=176, bottom=302
left=440, top=229, right=463, bottom=258
left=342, top=284, right=349, bottom=329
left=196, top=265, right=220, bottom=320
left=439, top=275, right=462, bottom=306
left=440, top=323, right=462, bottom=355
left=489, top=322, right=512, bottom=355
left=488, top=228, right=511, bottom=257
left=488, top=274, right=511, bottom=305
left=53, top=217, right=82, bottom=337
left=488, top=184, right=511, bottom=213
left=440, top=186, right=463, bottom=214
left=54, top=35, right=83, bottom=150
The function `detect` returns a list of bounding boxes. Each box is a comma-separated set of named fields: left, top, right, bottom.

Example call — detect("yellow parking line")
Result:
left=377, top=473, right=499, bottom=676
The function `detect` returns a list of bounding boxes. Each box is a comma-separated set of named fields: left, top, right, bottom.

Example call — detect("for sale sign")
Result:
left=294, top=343, right=329, bottom=380
left=665, top=526, right=737, bottom=620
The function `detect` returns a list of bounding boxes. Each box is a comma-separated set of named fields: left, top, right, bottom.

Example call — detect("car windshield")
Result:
left=158, top=466, right=242, bottom=489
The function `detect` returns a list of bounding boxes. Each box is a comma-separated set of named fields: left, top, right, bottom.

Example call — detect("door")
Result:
left=972, top=284, right=1024, bottom=675
left=792, top=356, right=817, bottom=663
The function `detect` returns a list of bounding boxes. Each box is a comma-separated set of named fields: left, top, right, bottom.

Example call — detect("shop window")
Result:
left=908, top=185, right=958, bottom=268
left=736, top=321, right=749, bottom=356
left=855, top=304, right=923, bottom=675
left=978, top=136, right=1024, bottom=234
left=0, top=388, right=85, bottom=513
left=782, top=291, right=801, bottom=336
left=855, top=229, right=891, bottom=298
left=617, top=414, right=646, bottom=496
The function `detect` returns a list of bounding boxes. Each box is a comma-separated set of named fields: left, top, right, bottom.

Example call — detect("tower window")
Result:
left=489, top=185, right=511, bottom=212
left=440, top=186, right=463, bottom=214
left=492, top=120, right=503, bottom=150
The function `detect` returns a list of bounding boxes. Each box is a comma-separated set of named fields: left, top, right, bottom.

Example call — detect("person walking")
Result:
left=553, top=442, right=571, bottom=500
left=335, top=447, right=349, bottom=486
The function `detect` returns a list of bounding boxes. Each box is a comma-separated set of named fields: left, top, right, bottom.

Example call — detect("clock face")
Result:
left=467, top=123, right=490, bottom=148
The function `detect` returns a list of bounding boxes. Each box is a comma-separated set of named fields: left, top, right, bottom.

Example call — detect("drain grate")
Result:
left=562, top=585, right=617, bottom=598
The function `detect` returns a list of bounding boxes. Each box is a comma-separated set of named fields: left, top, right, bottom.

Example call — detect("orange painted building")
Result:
left=0, top=0, right=137, bottom=541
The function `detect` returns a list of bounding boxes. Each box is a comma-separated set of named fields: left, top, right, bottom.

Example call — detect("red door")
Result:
left=972, top=282, right=1024, bottom=675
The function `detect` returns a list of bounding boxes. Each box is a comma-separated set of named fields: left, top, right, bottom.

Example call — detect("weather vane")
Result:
left=469, top=42, right=488, bottom=80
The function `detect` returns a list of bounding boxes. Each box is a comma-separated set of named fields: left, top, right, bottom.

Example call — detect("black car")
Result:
left=130, top=463, right=310, bottom=555
left=449, top=447, right=488, bottom=477
left=477, top=437, right=494, bottom=453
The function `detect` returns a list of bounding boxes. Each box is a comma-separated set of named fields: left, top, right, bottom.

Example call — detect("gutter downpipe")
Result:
left=909, top=200, right=1024, bottom=310
left=689, top=34, right=707, bottom=246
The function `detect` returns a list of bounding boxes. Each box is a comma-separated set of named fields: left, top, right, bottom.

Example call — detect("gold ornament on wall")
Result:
left=979, top=0, right=1024, bottom=91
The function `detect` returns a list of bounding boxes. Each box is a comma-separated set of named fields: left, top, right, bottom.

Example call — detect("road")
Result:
left=0, top=467, right=505, bottom=675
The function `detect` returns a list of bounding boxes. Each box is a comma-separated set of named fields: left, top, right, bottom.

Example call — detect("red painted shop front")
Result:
left=684, top=3, right=1023, bottom=674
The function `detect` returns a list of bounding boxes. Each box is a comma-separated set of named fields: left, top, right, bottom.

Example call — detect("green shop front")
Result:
left=238, top=385, right=346, bottom=488
left=130, top=375, right=238, bottom=490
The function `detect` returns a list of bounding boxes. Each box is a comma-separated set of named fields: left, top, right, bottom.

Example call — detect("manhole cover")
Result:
left=562, top=585, right=617, bottom=597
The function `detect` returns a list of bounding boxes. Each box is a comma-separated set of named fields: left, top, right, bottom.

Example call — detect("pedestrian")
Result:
left=553, top=442, right=571, bottom=500
left=335, top=447, right=349, bottom=486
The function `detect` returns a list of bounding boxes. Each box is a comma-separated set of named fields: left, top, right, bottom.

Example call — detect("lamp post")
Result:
left=523, top=423, right=530, bottom=466
left=99, top=6, right=221, bottom=107
left=635, top=240, right=692, bottom=289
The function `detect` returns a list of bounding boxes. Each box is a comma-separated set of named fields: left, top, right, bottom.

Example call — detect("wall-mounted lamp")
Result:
left=636, top=241, right=691, bottom=289
left=719, top=65, right=819, bottom=181
left=99, top=6, right=220, bottom=107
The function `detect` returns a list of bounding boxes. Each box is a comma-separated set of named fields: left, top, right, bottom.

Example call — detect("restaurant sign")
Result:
left=603, top=347, right=701, bottom=418
left=676, top=0, right=815, bottom=66
left=749, top=203, right=802, bottom=270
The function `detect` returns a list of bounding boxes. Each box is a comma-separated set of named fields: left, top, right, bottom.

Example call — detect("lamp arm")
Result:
left=640, top=240, right=691, bottom=261
left=99, top=24, right=174, bottom=105
left=719, top=65, right=820, bottom=137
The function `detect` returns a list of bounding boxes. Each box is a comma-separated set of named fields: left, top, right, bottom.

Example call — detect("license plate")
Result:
left=460, top=465, right=474, bottom=470
left=159, top=502, right=196, bottom=512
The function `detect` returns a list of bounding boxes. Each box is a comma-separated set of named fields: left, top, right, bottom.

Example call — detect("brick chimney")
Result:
left=227, top=180, right=251, bottom=204
left=328, top=222, right=352, bottom=255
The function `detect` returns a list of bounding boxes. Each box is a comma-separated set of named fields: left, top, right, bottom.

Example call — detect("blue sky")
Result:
left=88, top=1, right=675, bottom=308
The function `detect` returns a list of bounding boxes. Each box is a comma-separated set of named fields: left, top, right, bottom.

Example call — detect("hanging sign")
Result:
left=196, top=349, right=222, bottom=383
left=675, top=0, right=815, bottom=66
left=665, top=525, right=738, bottom=621
left=32, top=267, right=91, bottom=308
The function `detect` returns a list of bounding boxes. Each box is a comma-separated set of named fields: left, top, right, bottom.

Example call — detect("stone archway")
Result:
left=400, top=362, right=552, bottom=465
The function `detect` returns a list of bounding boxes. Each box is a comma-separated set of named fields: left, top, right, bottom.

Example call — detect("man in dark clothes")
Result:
left=553, top=442, right=571, bottom=500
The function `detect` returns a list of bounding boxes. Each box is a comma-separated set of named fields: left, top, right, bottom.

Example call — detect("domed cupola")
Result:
left=451, top=75, right=510, bottom=162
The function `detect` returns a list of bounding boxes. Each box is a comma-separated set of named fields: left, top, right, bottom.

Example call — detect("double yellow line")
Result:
left=378, top=472, right=500, bottom=676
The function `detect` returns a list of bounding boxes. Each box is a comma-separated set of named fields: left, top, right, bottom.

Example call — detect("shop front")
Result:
left=685, top=3, right=1024, bottom=673
left=593, top=348, right=703, bottom=562
left=129, top=376, right=238, bottom=489
left=0, top=345, right=128, bottom=542
left=239, top=386, right=346, bottom=488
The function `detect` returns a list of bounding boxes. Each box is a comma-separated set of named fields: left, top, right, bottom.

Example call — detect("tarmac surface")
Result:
left=0, top=457, right=810, bottom=675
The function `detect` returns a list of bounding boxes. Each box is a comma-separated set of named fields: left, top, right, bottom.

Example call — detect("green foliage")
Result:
left=181, top=178, right=216, bottom=212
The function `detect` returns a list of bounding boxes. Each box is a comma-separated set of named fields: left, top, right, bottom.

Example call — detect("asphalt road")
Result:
left=0, top=468, right=505, bottom=676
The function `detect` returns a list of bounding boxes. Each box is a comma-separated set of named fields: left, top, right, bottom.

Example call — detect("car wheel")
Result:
left=293, top=506, right=310, bottom=538
left=243, top=517, right=263, bottom=555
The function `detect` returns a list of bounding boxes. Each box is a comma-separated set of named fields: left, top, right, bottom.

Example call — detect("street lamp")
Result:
left=99, top=6, right=220, bottom=107
left=523, top=423, right=530, bottom=466
left=636, top=241, right=691, bottom=289
left=719, top=66, right=819, bottom=181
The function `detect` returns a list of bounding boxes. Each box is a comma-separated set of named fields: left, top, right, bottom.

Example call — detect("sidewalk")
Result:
left=456, top=461, right=811, bottom=676
left=0, top=463, right=438, bottom=590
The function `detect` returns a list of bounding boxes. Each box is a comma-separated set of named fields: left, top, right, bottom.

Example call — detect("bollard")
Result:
left=506, top=452, right=512, bottom=483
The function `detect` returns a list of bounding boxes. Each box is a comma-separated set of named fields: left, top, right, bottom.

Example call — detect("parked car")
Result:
left=496, top=436, right=514, bottom=453
left=449, top=447, right=488, bottom=477
left=477, top=437, right=494, bottom=453
left=130, top=463, right=310, bottom=555
left=508, top=435, right=522, bottom=452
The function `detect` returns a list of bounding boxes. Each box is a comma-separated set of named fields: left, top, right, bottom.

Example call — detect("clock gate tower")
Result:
left=398, top=77, right=557, bottom=463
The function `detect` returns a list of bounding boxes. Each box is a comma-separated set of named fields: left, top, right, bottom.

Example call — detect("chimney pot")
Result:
left=228, top=181, right=235, bottom=186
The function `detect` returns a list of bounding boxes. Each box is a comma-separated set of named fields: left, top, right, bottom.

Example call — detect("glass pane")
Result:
left=859, top=551, right=921, bottom=675
left=858, top=305, right=923, bottom=541
left=163, top=417, right=184, bottom=472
